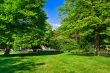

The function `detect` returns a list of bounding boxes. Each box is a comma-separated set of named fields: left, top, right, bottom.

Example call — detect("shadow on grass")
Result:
left=0, top=51, right=64, bottom=57
left=0, top=58, right=45, bottom=73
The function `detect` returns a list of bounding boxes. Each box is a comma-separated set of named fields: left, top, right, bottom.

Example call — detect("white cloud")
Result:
left=51, top=23, right=61, bottom=30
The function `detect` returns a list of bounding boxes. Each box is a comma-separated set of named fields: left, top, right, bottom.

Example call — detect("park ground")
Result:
left=0, top=52, right=110, bottom=73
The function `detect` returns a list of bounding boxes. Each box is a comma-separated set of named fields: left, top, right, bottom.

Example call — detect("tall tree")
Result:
left=58, top=0, right=110, bottom=55
left=0, top=0, right=47, bottom=55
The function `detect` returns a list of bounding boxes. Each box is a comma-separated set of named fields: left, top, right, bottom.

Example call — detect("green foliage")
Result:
left=57, top=0, right=110, bottom=53
left=0, top=0, right=49, bottom=50
left=43, top=22, right=53, bottom=46
left=49, top=34, right=80, bottom=51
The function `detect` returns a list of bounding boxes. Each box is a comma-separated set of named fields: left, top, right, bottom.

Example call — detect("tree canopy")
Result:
left=0, top=0, right=52, bottom=55
left=54, top=0, right=110, bottom=55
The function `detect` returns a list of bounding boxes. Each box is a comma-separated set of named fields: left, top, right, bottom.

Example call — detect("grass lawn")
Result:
left=0, top=53, right=110, bottom=73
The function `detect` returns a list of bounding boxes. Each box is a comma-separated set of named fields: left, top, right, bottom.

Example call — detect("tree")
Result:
left=0, top=0, right=47, bottom=55
left=58, top=0, right=110, bottom=55
left=13, top=0, right=47, bottom=51
left=0, top=0, right=21, bottom=55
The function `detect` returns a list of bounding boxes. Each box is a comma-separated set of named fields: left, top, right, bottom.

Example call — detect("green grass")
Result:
left=0, top=53, right=110, bottom=73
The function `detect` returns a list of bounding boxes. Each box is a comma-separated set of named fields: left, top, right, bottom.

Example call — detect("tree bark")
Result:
left=94, top=31, right=100, bottom=56
left=4, top=46, right=11, bottom=55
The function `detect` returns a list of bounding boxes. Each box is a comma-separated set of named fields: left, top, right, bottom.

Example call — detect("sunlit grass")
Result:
left=0, top=53, right=110, bottom=73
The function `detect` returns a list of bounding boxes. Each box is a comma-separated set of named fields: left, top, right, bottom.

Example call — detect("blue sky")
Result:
left=44, top=0, right=64, bottom=29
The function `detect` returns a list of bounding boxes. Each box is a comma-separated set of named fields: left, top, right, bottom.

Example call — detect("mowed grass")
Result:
left=0, top=53, right=110, bottom=73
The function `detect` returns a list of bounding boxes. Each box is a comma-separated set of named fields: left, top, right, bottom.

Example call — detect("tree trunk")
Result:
left=4, top=46, right=11, bottom=55
left=94, top=31, right=100, bottom=56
